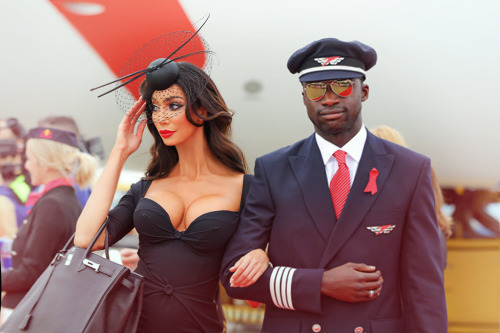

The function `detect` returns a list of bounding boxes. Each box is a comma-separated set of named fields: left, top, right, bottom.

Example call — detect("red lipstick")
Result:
left=159, top=130, right=175, bottom=138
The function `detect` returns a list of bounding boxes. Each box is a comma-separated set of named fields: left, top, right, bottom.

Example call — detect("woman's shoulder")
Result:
left=128, top=178, right=153, bottom=197
left=38, top=186, right=78, bottom=203
left=30, top=187, right=81, bottom=222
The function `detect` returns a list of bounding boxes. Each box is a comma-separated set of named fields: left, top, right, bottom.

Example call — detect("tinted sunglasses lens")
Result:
left=305, top=83, right=326, bottom=101
left=331, top=80, right=353, bottom=97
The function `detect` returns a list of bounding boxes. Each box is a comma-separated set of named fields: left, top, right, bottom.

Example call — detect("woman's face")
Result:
left=24, top=144, right=45, bottom=186
left=151, top=84, right=202, bottom=146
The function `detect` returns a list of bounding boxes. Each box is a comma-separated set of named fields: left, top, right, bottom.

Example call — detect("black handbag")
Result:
left=0, top=218, right=143, bottom=333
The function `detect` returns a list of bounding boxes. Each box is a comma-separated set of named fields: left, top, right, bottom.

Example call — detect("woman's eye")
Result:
left=151, top=102, right=184, bottom=113
left=168, top=103, right=182, bottom=111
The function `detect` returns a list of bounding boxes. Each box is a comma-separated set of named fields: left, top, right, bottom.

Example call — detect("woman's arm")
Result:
left=74, top=99, right=146, bottom=250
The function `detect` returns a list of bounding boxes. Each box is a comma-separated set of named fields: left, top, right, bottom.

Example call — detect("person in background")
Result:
left=37, top=115, right=101, bottom=207
left=0, top=196, right=17, bottom=273
left=0, top=197, right=17, bottom=239
left=119, top=247, right=139, bottom=271
left=1, top=127, right=98, bottom=318
left=221, top=37, right=447, bottom=332
left=0, top=118, right=29, bottom=228
left=371, top=125, right=453, bottom=267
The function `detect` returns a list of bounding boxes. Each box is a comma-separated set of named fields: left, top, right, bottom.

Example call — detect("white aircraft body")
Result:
left=1, top=0, right=499, bottom=189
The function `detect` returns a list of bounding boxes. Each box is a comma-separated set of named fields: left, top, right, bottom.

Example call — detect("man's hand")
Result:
left=321, top=262, right=383, bottom=302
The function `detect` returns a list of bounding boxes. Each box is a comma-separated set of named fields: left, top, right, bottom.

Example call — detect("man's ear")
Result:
left=361, top=84, right=369, bottom=102
left=301, top=84, right=307, bottom=104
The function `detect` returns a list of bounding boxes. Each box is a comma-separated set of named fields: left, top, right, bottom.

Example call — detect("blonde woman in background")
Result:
left=371, top=125, right=452, bottom=267
left=1, top=127, right=98, bottom=319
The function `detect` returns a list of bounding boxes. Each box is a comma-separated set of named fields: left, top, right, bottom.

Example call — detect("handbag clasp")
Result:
left=83, top=259, right=100, bottom=272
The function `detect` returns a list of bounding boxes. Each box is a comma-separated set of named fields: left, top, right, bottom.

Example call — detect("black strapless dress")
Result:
left=106, top=176, right=252, bottom=333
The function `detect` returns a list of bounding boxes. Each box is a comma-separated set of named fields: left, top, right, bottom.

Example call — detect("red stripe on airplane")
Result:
left=48, top=0, right=201, bottom=79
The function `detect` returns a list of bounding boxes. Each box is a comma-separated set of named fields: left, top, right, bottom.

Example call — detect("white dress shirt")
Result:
left=315, top=126, right=367, bottom=186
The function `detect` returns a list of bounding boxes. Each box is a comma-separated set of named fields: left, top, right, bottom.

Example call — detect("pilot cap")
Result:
left=287, top=38, right=377, bottom=82
left=28, top=127, right=79, bottom=148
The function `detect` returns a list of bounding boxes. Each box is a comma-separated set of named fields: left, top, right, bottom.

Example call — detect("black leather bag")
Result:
left=0, top=218, right=143, bottom=333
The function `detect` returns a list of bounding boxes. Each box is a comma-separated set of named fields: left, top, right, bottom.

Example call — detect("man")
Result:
left=221, top=38, right=447, bottom=332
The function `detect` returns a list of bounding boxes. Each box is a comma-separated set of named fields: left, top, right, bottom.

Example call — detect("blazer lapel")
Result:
left=289, top=134, right=335, bottom=243
left=319, top=132, right=395, bottom=267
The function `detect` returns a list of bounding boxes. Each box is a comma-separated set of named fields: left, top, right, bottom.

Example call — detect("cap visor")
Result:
left=299, top=70, right=364, bottom=82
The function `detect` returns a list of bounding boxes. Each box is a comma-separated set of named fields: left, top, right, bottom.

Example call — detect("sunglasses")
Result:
left=304, top=79, right=355, bottom=101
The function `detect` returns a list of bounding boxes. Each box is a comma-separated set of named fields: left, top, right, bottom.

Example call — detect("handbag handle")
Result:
left=61, top=217, right=111, bottom=260
left=83, top=216, right=110, bottom=260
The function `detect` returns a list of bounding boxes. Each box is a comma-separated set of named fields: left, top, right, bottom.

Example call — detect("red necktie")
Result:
left=330, top=150, right=350, bottom=219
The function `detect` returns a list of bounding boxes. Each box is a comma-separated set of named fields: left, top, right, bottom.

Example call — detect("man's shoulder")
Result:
left=257, top=136, right=312, bottom=162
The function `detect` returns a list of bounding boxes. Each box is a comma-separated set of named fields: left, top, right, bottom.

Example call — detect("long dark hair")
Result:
left=140, top=62, right=247, bottom=179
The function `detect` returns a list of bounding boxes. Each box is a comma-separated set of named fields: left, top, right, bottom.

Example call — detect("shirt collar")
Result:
left=315, top=126, right=367, bottom=165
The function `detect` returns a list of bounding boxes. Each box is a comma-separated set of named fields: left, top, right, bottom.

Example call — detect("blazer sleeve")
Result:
left=221, top=158, right=325, bottom=314
left=400, top=158, right=448, bottom=332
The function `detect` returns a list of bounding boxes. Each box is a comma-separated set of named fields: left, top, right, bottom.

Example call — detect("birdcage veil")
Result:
left=91, top=15, right=215, bottom=123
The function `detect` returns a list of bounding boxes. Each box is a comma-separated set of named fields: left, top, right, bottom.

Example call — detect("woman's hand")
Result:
left=113, top=98, right=148, bottom=157
left=229, top=249, right=269, bottom=287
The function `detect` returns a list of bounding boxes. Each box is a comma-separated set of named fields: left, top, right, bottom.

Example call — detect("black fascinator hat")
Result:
left=91, top=15, right=215, bottom=123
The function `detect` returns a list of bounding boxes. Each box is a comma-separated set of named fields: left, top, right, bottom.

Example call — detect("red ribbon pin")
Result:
left=246, top=300, right=261, bottom=308
left=363, top=168, right=379, bottom=195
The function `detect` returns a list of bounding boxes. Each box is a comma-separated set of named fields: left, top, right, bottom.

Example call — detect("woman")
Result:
left=1, top=127, right=98, bottom=313
left=75, top=62, right=261, bottom=332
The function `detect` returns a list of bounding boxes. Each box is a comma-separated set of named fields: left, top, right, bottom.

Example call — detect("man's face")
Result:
left=302, top=78, right=369, bottom=146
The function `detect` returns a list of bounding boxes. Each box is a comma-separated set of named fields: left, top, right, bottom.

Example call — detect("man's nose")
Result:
left=321, top=88, right=340, bottom=106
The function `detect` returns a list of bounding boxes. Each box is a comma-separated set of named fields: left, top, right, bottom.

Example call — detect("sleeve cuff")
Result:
left=270, top=266, right=296, bottom=310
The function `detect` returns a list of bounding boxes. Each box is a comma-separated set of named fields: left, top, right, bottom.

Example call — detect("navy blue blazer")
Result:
left=221, top=130, right=447, bottom=333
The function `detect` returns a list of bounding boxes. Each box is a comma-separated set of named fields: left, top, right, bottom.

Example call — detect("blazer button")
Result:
left=312, top=324, right=321, bottom=332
